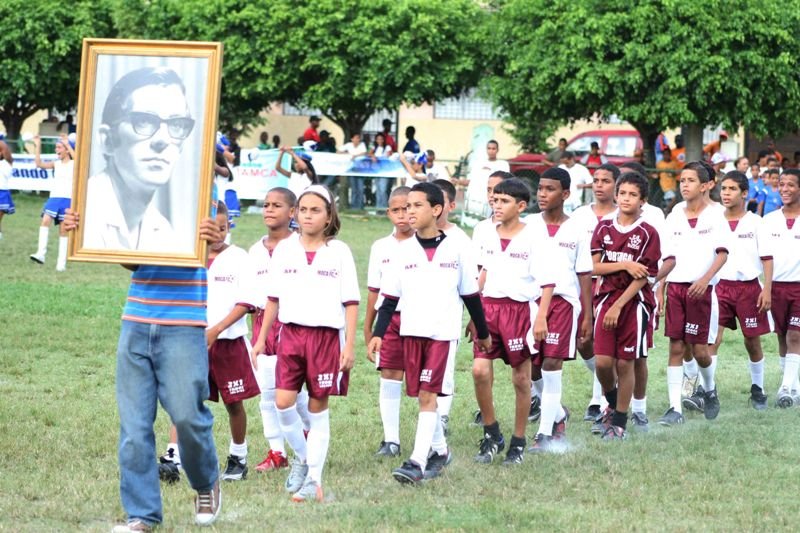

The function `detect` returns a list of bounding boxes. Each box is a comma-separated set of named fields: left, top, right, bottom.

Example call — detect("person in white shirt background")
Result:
left=339, top=132, right=368, bottom=210
left=559, top=151, right=593, bottom=213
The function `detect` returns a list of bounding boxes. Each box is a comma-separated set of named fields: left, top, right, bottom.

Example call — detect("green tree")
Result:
left=487, top=0, right=800, bottom=165
left=0, top=0, right=113, bottom=141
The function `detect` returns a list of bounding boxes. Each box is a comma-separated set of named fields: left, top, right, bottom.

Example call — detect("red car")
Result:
left=509, top=129, right=643, bottom=182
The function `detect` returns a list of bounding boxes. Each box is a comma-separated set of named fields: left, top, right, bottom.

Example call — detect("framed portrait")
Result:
left=68, top=38, right=223, bottom=267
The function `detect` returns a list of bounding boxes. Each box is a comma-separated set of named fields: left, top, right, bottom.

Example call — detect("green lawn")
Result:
left=0, top=192, right=797, bottom=532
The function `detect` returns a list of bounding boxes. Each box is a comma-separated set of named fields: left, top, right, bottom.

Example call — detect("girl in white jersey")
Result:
left=0, top=140, right=13, bottom=239
left=30, top=134, right=74, bottom=271
left=252, top=185, right=359, bottom=503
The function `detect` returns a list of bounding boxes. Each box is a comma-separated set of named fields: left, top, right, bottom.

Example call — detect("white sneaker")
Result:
left=194, top=480, right=221, bottom=526
left=681, top=373, right=698, bottom=400
left=111, top=519, right=152, bottom=532
left=776, top=387, right=794, bottom=408
left=30, top=253, right=45, bottom=264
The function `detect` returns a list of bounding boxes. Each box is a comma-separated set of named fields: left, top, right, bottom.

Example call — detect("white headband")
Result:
left=301, top=184, right=332, bottom=204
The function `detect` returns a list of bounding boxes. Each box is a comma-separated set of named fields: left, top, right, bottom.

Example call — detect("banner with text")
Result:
left=8, top=153, right=59, bottom=191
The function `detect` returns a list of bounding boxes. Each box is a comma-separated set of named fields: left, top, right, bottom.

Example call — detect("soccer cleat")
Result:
left=590, top=407, right=613, bottom=435
left=112, top=520, right=153, bottom=533
left=552, top=406, right=570, bottom=440
left=195, top=481, right=222, bottom=526
left=776, top=386, right=794, bottom=408
left=682, top=384, right=705, bottom=413
left=375, top=441, right=401, bottom=457
left=291, top=477, right=324, bottom=502
left=392, top=460, right=424, bottom=485
left=474, top=433, right=505, bottom=464
left=471, top=409, right=483, bottom=426
left=423, top=449, right=453, bottom=480
left=703, top=388, right=720, bottom=420
left=658, top=407, right=685, bottom=427
left=221, top=454, right=248, bottom=481
left=528, top=396, right=542, bottom=422
left=502, top=444, right=524, bottom=465
left=29, top=253, right=45, bottom=264
left=440, top=415, right=450, bottom=437
left=749, top=385, right=768, bottom=411
left=583, top=404, right=601, bottom=421
left=158, top=448, right=181, bottom=484
left=681, top=373, right=699, bottom=400
left=255, top=449, right=289, bottom=472
left=630, top=411, right=649, bottom=432
left=527, top=433, right=555, bottom=453
left=284, top=458, right=309, bottom=493
left=601, top=425, right=627, bottom=441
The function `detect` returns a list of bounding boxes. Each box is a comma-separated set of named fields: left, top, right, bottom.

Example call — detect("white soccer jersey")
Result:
left=642, top=203, right=666, bottom=237
left=208, top=245, right=258, bottom=340
left=481, top=224, right=554, bottom=301
left=760, top=210, right=800, bottom=282
left=50, top=160, right=74, bottom=199
left=571, top=203, right=607, bottom=242
left=382, top=234, right=480, bottom=341
left=367, top=231, right=407, bottom=310
left=444, top=223, right=478, bottom=272
left=523, top=213, right=593, bottom=308
left=267, top=237, right=360, bottom=329
left=248, top=232, right=299, bottom=310
left=471, top=216, right=498, bottom=267
left=718, top=212, right=764, bottom=281
left=663, top=204, right=730, bottom=284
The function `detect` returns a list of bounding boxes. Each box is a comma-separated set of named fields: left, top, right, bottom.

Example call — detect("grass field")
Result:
left=1, top=192, right=799, bottom=532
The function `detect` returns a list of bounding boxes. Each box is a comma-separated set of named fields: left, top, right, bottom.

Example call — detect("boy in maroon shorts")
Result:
left=471, top=178, right=554, bottom=465
left=369, top=182, right=491, bottom=484
left=761, top=169, right=800, bottom=406
left=590, top=172, right=661, bottom=439
left=206, top=202, right=261, bottom=480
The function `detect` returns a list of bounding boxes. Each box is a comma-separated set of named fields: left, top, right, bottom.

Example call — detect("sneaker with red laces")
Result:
left=590, top=407, right=614, bottom=435
left=552, top=406, right=570, bottom=440
left=255, top=450, right=289, bottom=472
left=195, top=481, right=222, bottom=526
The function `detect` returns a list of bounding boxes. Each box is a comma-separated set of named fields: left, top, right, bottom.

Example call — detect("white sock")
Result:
left=537, top=370, right=562, bottom=436
left=259, top=393, right=285, bottom=455
left=306, top=410, right=330, bottom=484
left=296, top=388, right=311, bottom=431
left=531, top=378, right=543, bottom=399
left=167, top=442, right=180, bottom=464
left=667, top=366, right=683, bottom=413
left=683, top=358, right=698, bottom=379
left=56, top=236, right=68, bottom=270
left=749, top=359, right=764, bottom=389
left=379, top=378, right=402, bottom=444
left=583, top=356, right=596, bottom=373
left=583, top=357, right=603, bottom=406
left=410, top=411, right=437, bottom=470
left=699, top=357, right=716, bottom=391
left=430, top=411, right=448, bottom=455
left=230, top=440, right=248, bottom=462
left=780, top=356, right=786, bottom=372
left=37, top=226, right=49, bottom=257
left=781, top=353, right=800, bottom=390
left=277, top=405, right=307, bottom=462
left=632, top=397, right=647, bottom=414
left=437, top=394, right=453, bottom=418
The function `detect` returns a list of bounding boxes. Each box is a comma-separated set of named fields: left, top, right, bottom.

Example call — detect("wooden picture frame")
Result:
left=69, top=38, right=223, bottom=267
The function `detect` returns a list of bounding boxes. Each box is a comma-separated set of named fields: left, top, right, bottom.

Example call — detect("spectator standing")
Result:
left=272, top=135, right=281, bottom=149
left=370, top=132, right=394, bottom=211
left=580, top=141, right=608, bottom=175
left=424, top=150, right=451, bottom=181
left=545, top=138, right=568, bottom=168
left=258, top=132, right=270, bottom=150
left=656, top=147, right=682, bottom=211
left=654, top=132, right=669, bottom=163
left=316, top=130, right=338, bottom=190
left=382, top=119, right=397, bottom=152
left=303, top=115, right=321, bottom=143
left=340, top=132, right=369, bottom=210
left=559, top=150, right=593, bottom=211
left=402, top=126, right=420, bottom=154
left=672, top=134, right=686, bottom=166
left=702, top=130, right=728, bottom=158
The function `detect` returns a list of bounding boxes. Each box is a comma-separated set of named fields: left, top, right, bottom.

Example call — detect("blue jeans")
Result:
left=349, top=176, right=364, bottom=210
left=116, top=321, right=218, bottom=525
left=375, top=177, right=391, bottom=209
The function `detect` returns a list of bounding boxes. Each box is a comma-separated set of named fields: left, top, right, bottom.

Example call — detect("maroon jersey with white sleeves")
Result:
left=591, top=217, right=661, bottom=308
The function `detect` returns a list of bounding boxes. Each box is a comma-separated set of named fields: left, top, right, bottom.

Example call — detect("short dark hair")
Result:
left=766, top=156, right=779, bottom=164
left=487, top=139, right=499, bottom=148
left=267, top=186, right=297, bottom=207
left=493, top=178, right=531, bottom=204
left=488, top=170, right=515, bottom=181
left=561, top=150, right=575, bottom=160
left=595, top=163, right=620, bottom=180
left=216, top=199, right=228, bottom=217
left=683, top=161, right=711, bottom=183
left=698, top=160, right=716, bottom=181
left=410, top=182, right=444, bottom=209
left=590, top=141, right=599, bottom=149
left=102, top=67, right=187, bottom=126
left=541, top=167, right=571, bottom=190
left=782, top=168, right=800, bottom=184
left=405, top=126, right=416, bottom=137
left=721, top=171, right=749, bottom=192
left=426, top=149, right=435, bottom=158
left=433, top=178, right=457, bottom=203
left=616, top=171, right=649, bottom=200
left=558, top=137, right=567, bottom=144
left=766, top=168, right=780, bottom=176
left=619, top=161, right=646, bottom=176
left=390, top=185, right=411, bottom=199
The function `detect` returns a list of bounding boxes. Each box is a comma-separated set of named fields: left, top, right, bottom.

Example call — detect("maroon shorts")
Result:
left=276, top=323, right=349, bottom=399
left=716, top=279, right=772, bottom=337
left=376, top=313, right=404, bottom=371
left=208, top=337, right=260, bottom=404
left=403, top=337, right=457, bottom=397
left=664, top=283, right=718, bottom=344
left=530, top=296, right=578, bottom=363
left=771, top=281, right=800, bottom=337
left=251, top=309, right=282, bottom=355
left=593, top=294, right=651, bottom=360
left=474, top=297, right=532, bottom=368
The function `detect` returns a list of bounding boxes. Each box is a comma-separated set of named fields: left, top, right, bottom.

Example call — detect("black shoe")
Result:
left=423, top=449, right=453, bottom=480
left=683, top=384, right=705, bottom=413
left=502, top=444, right=524, bottom=465
left=630, top=411, right=649, bottom=432
left=658, top=407, right=685, bottom=427
left=528, top=396, right=541, bottom=422
left=703, top=388, right=720, bottom=420
left=158, top=461, right=180, bottom=484
left=393, top=460, right=424, bottom=485
left=221, top=454, right=248, bottom=481
left=471, top=409, right=483, bottom=426
left=583, top=404, right=601, bottom=421
left=474, top=433, right=505, bottom=464
left=375, top=441, right=401, bottom=457
left=749, top=384, right=767, bottom=411
left=590, top=407, right=613, bottom=435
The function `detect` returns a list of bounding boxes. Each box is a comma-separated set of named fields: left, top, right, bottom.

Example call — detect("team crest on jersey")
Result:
left=627, top=234, right=641, bottom=250
left=439, top=261, right=459, bottom=269
left=509, top=251, right=529, bottom=260
left=213, top=274, right=235, bottom=283
left=603, top=234, right=613, bottom=245
left=317, top=268, right=339, bottom=278
left=559, top=241, right=576, bottom=250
